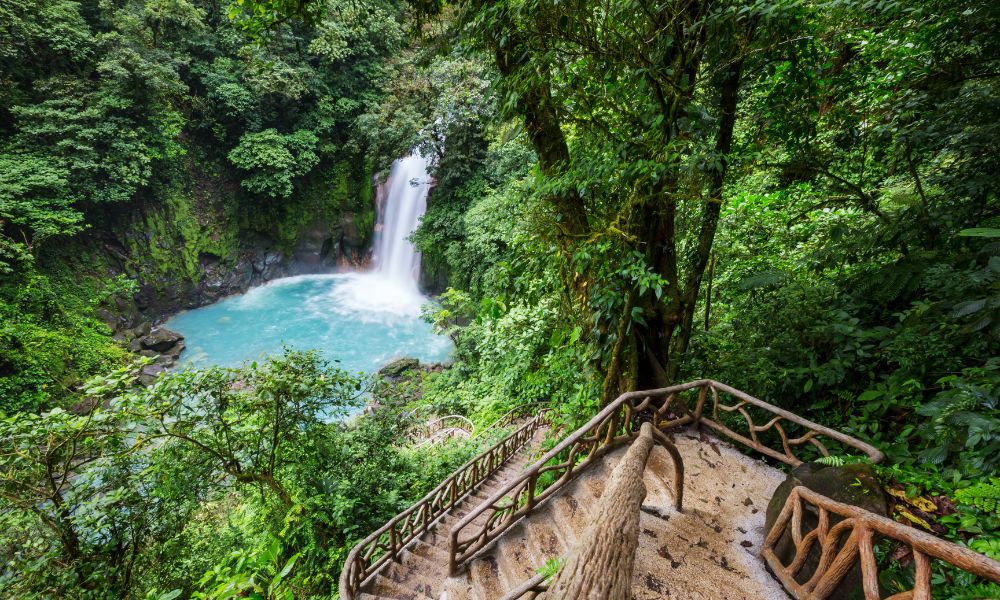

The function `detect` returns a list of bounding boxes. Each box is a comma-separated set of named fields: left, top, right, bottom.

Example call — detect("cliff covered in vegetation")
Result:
left=0, top=0, right=401, bottom=411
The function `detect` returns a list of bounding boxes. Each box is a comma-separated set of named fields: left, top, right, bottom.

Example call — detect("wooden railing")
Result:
left=544, top=421, right=681, bottom=599
left=472, top=402, right=550, bottom=440
left=406, top=414, right=475, bottom=446
left=694, top=381, right=884, bottom=467
left=763, top=486, right=1000, bottom=598
left=497, top=423, right=681, bottom=600
left=339, top=412, right=546, bottom=599
left=449, top=380, right=883, bottom=574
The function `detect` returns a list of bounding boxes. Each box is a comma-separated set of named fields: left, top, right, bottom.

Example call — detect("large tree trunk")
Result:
left=484, top=12, right=588, bottom=238
left=543, top=423, right=657, bottom=600
left=631, top=28, right=749, bottom=390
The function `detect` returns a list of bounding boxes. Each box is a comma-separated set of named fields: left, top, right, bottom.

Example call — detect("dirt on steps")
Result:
left=443, top=429, right=792, bottom=600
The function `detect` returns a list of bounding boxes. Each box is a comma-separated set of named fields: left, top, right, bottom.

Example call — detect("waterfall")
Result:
left=321, top=151, right=432, bottom=317
left=164, top=150, right=453, bottom=374
left=373, top=152, right=432, bottom=291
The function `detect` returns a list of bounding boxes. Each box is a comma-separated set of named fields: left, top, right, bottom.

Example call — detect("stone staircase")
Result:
left=442, top=430, right=791, bottom=600
left=354, top=431, right=544, bottom=600
left=343, top=381, right=1000, bottom=600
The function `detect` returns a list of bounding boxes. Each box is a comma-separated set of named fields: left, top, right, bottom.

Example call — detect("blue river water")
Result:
left=164, top=273, right=453, bottom=374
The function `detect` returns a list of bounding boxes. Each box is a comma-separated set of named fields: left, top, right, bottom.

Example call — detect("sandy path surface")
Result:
left=626, top=429, right=792, bottom=599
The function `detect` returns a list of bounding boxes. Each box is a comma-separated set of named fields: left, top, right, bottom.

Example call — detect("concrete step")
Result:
left=494, top=519, right=568, bottom=591
left=383, top=550, right=437, bottom=590
left=371, top=573, right=435, bottom=599
left=411, top=539, right=449, bottom=562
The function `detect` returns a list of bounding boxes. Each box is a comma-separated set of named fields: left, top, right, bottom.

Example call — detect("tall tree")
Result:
left=458, top=0, right=768, bottom=396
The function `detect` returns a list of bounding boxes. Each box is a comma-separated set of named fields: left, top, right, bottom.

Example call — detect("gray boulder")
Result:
left=378, top=357, right=420, bottom=379
left=140, top=327, right=184, bottom=353
left=139, top=363, right=167, bottom=386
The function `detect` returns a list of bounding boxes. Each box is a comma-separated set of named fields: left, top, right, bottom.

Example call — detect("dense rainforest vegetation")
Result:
left=1, top=0, right=998, bottom=597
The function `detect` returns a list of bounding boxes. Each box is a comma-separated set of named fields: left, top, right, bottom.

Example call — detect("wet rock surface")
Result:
left=378, top=357, right=421, bottom=379
left=139, top=328, right=184, bottom=353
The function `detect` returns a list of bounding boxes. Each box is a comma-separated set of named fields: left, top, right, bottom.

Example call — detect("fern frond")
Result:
left=955, top=479, right=1000, bottom=516
left=738, top=270, right=787, bottom=291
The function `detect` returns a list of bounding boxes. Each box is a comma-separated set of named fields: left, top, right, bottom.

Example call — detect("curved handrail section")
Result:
left=763, top=485, right=1000, bottom=598
left=406, top=414, right=475, bottom=446
left=339, top=412, right=546, bottom=599
left=472, top=402, right=551, bottom=440
left=449, top=379, right=884, bottom=574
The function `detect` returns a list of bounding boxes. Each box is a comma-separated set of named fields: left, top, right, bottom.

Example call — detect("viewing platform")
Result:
left=341, top=381, right=1000, bottom=600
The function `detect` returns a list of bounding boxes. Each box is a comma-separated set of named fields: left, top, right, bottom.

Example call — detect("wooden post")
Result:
left=544, top=422, right=657, bottom=600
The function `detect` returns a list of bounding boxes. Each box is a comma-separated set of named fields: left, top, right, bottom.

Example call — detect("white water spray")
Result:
left=325, top=151, right=433, bottom=317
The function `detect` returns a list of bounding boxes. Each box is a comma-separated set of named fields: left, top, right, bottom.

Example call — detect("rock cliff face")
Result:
left=130, top=214, right=370, bottom=315
left=87, top=156, right=378, bottom=330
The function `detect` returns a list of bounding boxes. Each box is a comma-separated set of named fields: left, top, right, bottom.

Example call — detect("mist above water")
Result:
left=166, top=151, right=451, bottom=372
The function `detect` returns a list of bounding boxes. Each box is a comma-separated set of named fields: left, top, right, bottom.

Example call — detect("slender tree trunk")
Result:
left=665, top=40, right=747, bottom=382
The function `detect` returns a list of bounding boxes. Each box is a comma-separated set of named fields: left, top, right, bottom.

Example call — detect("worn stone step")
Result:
left=542, top=493, right=589, bottom=546
left=383, top=551, right=439, bottom=592
left=357, top=436, right=551, bottom=599
left=372, top=573, right=435, bottom=599
left=411, top=539, right=449, bottom=561
left=466, top=552, right=505, bottom=600
left=494, top=519, right=568, bottom=591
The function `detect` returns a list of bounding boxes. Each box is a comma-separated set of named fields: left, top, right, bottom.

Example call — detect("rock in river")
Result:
left=139, top=327, right=185, bottom=354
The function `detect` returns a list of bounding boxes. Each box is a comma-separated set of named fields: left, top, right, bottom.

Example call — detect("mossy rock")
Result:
left=765, top=462, right=887, bottom=599
left=378, top=358, right=420, bottom=379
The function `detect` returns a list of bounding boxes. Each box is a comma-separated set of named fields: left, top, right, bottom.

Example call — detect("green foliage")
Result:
left=956, top=480, right=1000, bottom=517
left=0, top=349, right=481, bottom=598
left=0, top=270, right=130, bottom=415
left=228, top=129, right=320, bottom=198
left=0, top=153, right=82, bottom=271
left=228, top=0, right=327, bottom=40
left=192, top=534, right=299, bottom=600
left=537, top=556, right=563, bottom=582
left=129, top=349, right=364, bottom=507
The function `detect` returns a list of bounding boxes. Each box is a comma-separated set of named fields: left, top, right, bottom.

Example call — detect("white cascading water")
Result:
left=322, top=151, right=432, bottom=317
left=373, top=153, right=432, bottom=289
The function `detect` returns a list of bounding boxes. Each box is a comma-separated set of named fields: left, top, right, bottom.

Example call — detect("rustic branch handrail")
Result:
left=472, top=402, right=551, bottom=440
left=406, top=414, right=475, bottom=446
left=763, top=485, right=1000, bottom=598
left=449, top=380, right=884, bottom=575
left=339, top=412, right=546, bottom=599
left=695, top=381, right=883, bottom=467
left=498, top=423, right=683, bottom=600
left=499, top=571, right=548, bottom=600
left=544, top=422, right=682, bottom=599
